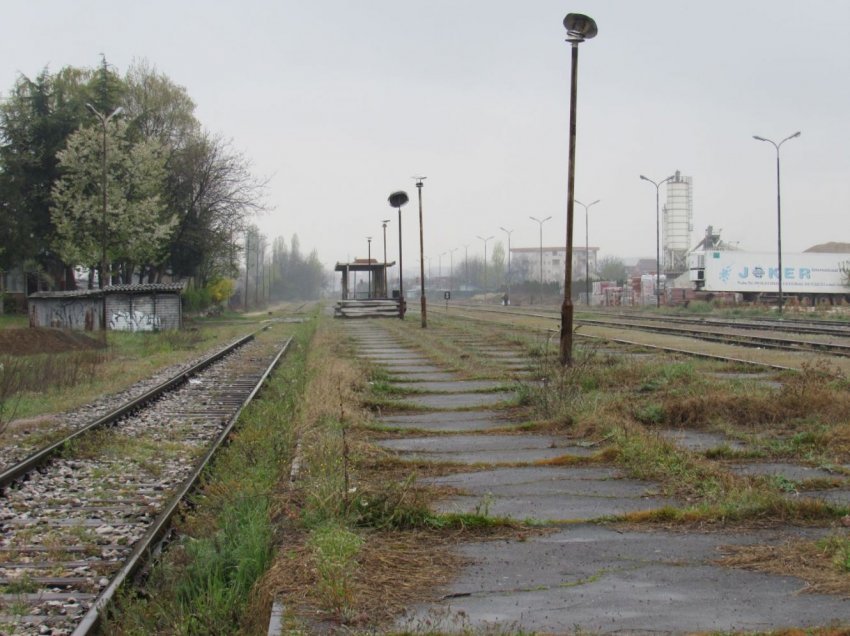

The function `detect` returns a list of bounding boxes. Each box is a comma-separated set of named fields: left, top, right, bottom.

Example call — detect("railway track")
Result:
left=447, top=303, right=850, bottom=359
left=0, top=330, right=292, bottom=635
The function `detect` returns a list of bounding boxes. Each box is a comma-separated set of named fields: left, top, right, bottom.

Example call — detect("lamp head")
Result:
left=563, top=13, right=598, bottom=43
left=388, top=191, right=409, bottom=209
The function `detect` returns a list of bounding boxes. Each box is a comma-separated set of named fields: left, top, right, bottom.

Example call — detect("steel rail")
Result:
left=72, top=335, right=294, bottom=636
left=446, top=304, right=850, bottom=356
left=0, top=331, right=258, bottom=490
left=445, top=306, right=804, bottom=370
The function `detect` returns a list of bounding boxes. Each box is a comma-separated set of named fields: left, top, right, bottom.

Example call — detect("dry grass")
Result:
left=258, top=527, right=464, bottom=631
left=716, top=532, right=850, bottom=598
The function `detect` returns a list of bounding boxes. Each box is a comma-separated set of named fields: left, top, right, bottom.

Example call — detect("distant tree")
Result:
left=597, top=256, right=628, bottom=285
left=166, top=132, right=266, bottom=286
left=491, top=242, right=506, bottom=287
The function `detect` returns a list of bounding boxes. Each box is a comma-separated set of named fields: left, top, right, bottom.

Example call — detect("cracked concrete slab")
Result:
left=394, top=380, right=511, bottom=393
left=391, top=392, right=516, bottom=409
left=386, top=372, right=461, bottom=382
left=377, top=434, right=596, bottom=464
left=425, top=466, right=675, bottom=521
left=400, top=525, right=847, bottom=632
left=376, top=411, right=512, bottom=432
left=658, top=428, right=748, bottom=452
left=729, top=462, right=840, bottom=482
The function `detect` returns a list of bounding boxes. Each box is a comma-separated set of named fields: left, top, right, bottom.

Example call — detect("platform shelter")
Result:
left=333, top=259, right=401, bottom=318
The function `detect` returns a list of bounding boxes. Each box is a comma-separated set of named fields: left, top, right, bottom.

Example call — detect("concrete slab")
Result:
left=392, top=392, right=515, bottom=409
left=377, top=434, right=596, bottom=464
left=658, top=428, right=748, bottom=452
left=729, top=462, right=840, bottom=482
left=377, top=364, right=446, bottom=374
left=400, top=525, right=848, bottom=632
left=394, top=380, right=510, bottom=393
left=386, top=372, right=463, bottom=382
left=377, top=411, right=511, bottom=433
left=425, top=466, right=675, bottom=521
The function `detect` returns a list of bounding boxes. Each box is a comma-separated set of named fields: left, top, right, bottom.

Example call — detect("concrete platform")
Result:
left=394, top=380, right=510, bottom=393
left=377, top=411, right=512, bottom=432
left=391, top=392, right=515, bottom=409
left=425, top=466, right=675, bottom=521
left=377, top=434, right=596, bottom=464
left=658, top=428, right=748, bottom=452
left=400, top=525, right=848, bottom=632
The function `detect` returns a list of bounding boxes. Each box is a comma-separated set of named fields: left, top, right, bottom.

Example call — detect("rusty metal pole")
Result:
left=559, top=14, right=597, bottom=366
left=559, top=42, right=579, bottom=366
left=388, top=191, right=409, bottom=319
left=415, top=177, right=427, bottom=328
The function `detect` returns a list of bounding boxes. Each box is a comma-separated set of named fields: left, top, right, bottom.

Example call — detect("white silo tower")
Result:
left=662, top=170, right=693, bottom=272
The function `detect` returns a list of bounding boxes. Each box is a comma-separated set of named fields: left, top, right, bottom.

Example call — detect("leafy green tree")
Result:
left=51, top=119, right=174, bottom=284
left=597, top=255, right=628, bottom=285
left=0, top=67, right=91, bottom=287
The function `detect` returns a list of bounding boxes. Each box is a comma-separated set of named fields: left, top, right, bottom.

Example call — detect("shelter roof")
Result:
left=29, top=283, right=186, bottom=299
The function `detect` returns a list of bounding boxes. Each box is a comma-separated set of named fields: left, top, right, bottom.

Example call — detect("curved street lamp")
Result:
left=529, top=215, right=552, bottom=303
left=560, top=13, right=597, bottom=366
left=499, top=226, right=514, bottom=304
left=86, top=103, right=123, bottom=291
left=477, top=235, right=494, bottom=291
left=413, top=176, right=428, bottom=328
left=366, top=236, right=372, bottom=299
left=575, top=199, right=600, bottom=305
left=753, top=131, right=801, bottom=314
left=381, top=219, right=391, bottom=297
left=388, top=191, right=409, bottom=319
left=640, top=174, right=674, bottom=308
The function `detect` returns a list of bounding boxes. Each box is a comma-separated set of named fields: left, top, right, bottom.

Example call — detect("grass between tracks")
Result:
left=103, top=318, right=314, bottom=635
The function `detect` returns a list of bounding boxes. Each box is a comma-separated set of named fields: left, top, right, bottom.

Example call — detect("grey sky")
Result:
left=3, top=1, right=848, bottom=272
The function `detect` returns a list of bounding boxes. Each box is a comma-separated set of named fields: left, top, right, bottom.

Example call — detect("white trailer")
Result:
left=690, top=251, right=850, bottom=303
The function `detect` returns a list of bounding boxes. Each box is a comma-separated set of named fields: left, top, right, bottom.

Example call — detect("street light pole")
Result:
left=381, top=219, right=391, bottom=298
left=414, top=176, right=428, bottom=328
left=640, top=174, right=674, bottom=308
left=463, top=244, right=470, bottom=288
left=560, top=13, right=597, bottom=366
left=529, top=215, right=551, bottom=303
left=388, top=191, right=410, bottom=319
left=449, top=247, right=458, bottom=293
left=500, top=226, right=514, bottom=304
left=753, top=131, right=801, bottom=314
left=366, top=236, right=372, bottom=299
left=575, top=199, right=600, bottom=305
left=86, top=103, right=123, bottom=290
left=477, top=235, right=494, bottom=291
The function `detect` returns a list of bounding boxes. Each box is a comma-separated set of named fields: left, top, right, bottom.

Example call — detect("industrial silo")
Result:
left=662, top=170, right=693, bottom=272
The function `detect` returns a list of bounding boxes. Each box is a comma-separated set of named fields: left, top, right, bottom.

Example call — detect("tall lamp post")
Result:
left=463, top=244, right=470, bottom=288
left=640, top=174, right=674, bottom=308
left=86, top=103, right=123, bottom=290
left=560, top=13, right=597, bottom=366
left=575, top=199, right=600, bottom=305
left=366, top=236, right=372, bottom=299
left=500, top=226, right=514, bottom=304
left=529, top=215, right=551, bottom=303
left=381, top=219, right=391, bottom=298
left=753, top=131, right=801, bottom=314
left=449, top=247, right=458, bottom=293
left=477, top=235, right=494, bottom=291
left=388, top=191, right=409, bottom=319
left=414, top=176, right=428, bottom=328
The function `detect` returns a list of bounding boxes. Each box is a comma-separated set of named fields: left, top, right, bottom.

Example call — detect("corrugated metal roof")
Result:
left=29, top=283, right=185, bottom=299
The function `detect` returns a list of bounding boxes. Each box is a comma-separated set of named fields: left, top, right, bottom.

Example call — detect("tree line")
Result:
left=0, top=57, right=328, bottom=304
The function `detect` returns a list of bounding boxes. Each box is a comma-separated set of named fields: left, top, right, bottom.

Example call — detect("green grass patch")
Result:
left=104, top=319, right=314, bottom=634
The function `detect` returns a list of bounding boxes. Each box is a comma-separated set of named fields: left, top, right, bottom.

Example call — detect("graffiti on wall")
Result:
left=109, top=310, right=161, bottom=332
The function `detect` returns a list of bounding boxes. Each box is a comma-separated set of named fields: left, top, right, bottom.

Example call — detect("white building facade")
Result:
left=510, top=246, right=598, bottom=284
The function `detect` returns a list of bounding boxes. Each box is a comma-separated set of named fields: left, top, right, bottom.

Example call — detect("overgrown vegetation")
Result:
left=105, top=320, right=313, bottom=634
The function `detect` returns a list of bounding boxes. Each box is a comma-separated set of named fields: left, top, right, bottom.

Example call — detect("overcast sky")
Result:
left=3, top=1, right=849, bottom=273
